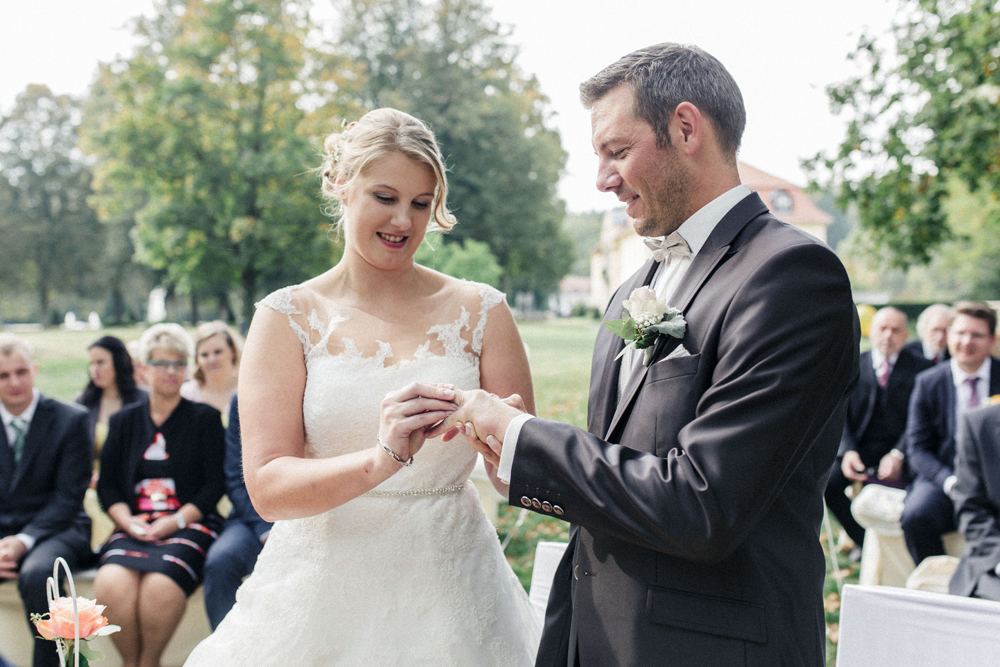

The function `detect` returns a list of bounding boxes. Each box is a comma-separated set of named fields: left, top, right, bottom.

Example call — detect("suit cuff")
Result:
left=497, top=413, right=534, bottom=484
left=16, top=533, right=35, bottom=553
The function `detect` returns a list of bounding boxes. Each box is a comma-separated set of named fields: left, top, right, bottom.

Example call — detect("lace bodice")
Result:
left=256, top=279, right=504, bottom=491
left=184, top=278, right=539, bottom=666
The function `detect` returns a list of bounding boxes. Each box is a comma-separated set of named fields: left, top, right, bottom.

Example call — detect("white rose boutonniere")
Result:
left=605, top=287, right=686, bottom=366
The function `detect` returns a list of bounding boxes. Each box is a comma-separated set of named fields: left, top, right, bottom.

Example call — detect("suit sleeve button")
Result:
left=520, top=496, right=532, bottom=507
left=541, top=501, right=552, bottom=512
left=553, top=505, right=564, bottom=516
left=531, top=498, right=541, bottom=509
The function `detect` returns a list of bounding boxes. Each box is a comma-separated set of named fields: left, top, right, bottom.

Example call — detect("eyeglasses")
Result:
left=146, top=360, right=187, bottom=371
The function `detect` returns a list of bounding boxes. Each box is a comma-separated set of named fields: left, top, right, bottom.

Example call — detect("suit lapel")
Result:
left=10, top=398, right=52, bottom=491
left=0, top=425, right=13, bottom=493
left=602, top=193, right=770, bottom=442
left=592, top=260, right=659, bottom=438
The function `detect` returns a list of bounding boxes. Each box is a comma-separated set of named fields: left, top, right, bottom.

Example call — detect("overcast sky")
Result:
left=0, top=0, right=899, bottom=212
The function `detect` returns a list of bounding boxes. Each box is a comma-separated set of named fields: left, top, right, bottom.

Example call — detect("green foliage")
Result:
left=83, top=0, right=357, bottom=323
left=808, top=0, right=1000, bottom=277
left=415, top=235, right=503, bottom=287
left=0, top=85, right=105, bottom=326
left=335, top=0, right=573, bottom=299
left=562, top=210, right=603, bottom=276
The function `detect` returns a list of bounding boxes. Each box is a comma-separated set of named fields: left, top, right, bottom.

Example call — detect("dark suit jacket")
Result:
left=97, top=397, right=225, bottom=519
left=223, top=394, right=271, bottom=540
left=905, top=358, right=1000, bottom=488
left=839, top=349, right=933, bottom=463
left=949, top=404, right=1000, bottom=597
left=511, top=193, right=860, bottom=667
left=0, top=395, right=92, bottom=546
left=903, top=339, right=949, bottom=364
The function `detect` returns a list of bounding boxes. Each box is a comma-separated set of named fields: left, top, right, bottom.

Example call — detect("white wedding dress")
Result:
left=184, top=280, right=539, bottom=667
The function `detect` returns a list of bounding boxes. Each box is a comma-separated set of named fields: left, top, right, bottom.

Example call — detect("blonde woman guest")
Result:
left=180, top=321, right=240, bottom=425
left=96, top=323, right=225, bottom=667
left=184, top=108, right=539, bottom=665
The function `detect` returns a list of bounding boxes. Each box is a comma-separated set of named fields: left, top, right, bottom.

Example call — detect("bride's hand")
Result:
left=377, top=382, right=458, bottom=469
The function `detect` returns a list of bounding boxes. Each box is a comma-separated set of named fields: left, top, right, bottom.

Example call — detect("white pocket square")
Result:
left=662, top=344, right=691, bottom=361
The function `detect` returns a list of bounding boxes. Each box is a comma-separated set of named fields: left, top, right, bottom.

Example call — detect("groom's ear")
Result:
left=671, top=102, right=702, bottom=156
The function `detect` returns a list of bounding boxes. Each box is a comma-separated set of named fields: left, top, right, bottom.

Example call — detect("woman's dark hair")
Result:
left=78, top=336, right=139, bottom=408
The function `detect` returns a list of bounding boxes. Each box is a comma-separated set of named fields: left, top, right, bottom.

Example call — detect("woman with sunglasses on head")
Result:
left=95, top=323, right=225, bottom=667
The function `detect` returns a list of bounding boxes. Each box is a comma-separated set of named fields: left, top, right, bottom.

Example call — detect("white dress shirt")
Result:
left=943, top=357, right=992, bottom=495
left=0, top=388, right=41, bottom=551
left=497, top=185, right=753, bottom=483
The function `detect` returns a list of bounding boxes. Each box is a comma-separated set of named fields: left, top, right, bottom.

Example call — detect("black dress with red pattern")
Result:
left=97, top=397, right=225, bottom=596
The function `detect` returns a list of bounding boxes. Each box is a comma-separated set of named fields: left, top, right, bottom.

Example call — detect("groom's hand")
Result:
left=430, top=390, right=524, bottom=466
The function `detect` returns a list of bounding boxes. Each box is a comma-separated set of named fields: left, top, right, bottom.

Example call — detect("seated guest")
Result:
left=905, top=303, right=954, bottom=364
left=181, top=321, right=240, bottom=426
left=903, top=301, right=1000, bottom=565
left=826, top=307, right=932, bottom=560
left=202, top=393, right=272, bottom=629
left=76, top=336, right=147, bottom=484
left=95, top=323, right=225, bottom=667
left=950, top=403, right=1000, bottom=601
left=0, top=333, right=93, bottom=667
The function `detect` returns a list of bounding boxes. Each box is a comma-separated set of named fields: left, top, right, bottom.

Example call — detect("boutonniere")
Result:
left=605, top=287, right=686, bottom=367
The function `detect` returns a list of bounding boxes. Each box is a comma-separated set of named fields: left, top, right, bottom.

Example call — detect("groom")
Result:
left=450, top=43, right=860, bottom=666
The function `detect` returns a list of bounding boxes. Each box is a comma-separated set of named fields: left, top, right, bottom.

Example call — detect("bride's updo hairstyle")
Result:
left=321, top=108, right=457, bottom=232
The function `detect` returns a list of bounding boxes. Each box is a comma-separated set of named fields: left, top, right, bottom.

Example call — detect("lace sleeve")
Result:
left=256, top=286, right=313, bottom=357
left=470, top=283, right=506, bottom=355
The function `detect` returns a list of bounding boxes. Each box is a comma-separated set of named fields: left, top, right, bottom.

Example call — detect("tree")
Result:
left=415, top=236, right=502, bottom=286
left=84, top=0, right=359, bottom=324
left=0, top=85, right=104, bottom=325
left=807, top=0, right=1000, bottom=275
left=335, top=0, right=573, bottom=300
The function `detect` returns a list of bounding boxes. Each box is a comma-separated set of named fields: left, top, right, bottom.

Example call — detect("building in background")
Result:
left=589, top=162, right=833, bottom=310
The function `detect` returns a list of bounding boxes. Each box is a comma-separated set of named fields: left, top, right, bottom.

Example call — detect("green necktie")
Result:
left=10, top=417, right=26, bottom=464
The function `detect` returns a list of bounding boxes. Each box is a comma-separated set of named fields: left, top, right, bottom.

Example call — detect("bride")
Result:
left=183, top=108, right=540, bottom=665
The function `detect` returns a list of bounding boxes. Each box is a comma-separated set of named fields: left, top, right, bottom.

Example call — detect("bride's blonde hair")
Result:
left=320, top=108, right=457, bottom=232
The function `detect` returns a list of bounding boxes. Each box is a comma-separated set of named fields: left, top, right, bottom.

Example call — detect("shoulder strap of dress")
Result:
left=471, top=283, right=506, bottom=356
left=255, top=286, right=313, bottom=356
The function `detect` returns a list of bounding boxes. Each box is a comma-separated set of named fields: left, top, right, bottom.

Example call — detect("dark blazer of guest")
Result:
left=949, top=404, right=1000, bottom=598
left=223, top=394, right=271, bottom=540
left=512, top=194, right=859, bottom=667
left=97, top=397, right=225, bottom=519
left=903, top=339, right=949, bottom=364
left=906, top=358, right=1000, bottom=488
left=0, top=396, right=92, bottom=545
left=839, top=349, right=933, bottom=462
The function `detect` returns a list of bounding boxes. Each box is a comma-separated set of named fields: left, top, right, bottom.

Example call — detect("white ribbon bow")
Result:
left=643, top=232, right=691, bottom=262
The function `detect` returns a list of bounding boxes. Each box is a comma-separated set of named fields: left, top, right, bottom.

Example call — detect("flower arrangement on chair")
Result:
left=30, top=557, right=120, bottom=667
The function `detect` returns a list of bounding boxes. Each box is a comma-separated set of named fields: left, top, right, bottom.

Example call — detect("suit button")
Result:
left=541, top=501, right=552, bottom=512
left=531, top=498, right=541, bottom=509
left=553, top=505, right=564, bottom=516
left=573, top=565, right=580, bottom=580
left=520, top=496, right=531, bottom=508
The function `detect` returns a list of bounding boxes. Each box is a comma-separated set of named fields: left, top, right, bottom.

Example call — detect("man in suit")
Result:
left=202, top=393, right=272, bottom=629
left=445, top=43, right=859, bottom=666
left=0, top=334, right=93, bottom=667
left=826, top=307, right=933, bottom=560
left=903, top=301, right=1000, bottom=565
left=949, top=403, right=1000, bottom=601
left=904, top=303, right=954, bottom=365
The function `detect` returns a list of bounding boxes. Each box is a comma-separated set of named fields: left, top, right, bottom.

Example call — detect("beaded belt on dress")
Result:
left=363, top=483, right=464, bottom=497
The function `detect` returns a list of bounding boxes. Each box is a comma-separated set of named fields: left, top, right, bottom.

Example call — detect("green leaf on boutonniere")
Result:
left=605, top=318, right=637, bottom=340
left=648, top=311, right=686, bottom=339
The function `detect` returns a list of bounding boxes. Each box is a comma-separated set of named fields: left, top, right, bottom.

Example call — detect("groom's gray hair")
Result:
left=580, top=43, right=746, bottom=157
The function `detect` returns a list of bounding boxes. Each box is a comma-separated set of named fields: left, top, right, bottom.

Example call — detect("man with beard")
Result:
left=442, top=43, right=859, bottom=666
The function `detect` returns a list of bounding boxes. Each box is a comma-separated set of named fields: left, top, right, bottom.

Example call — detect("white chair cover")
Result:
left=527, top=541, right=569, bottom=628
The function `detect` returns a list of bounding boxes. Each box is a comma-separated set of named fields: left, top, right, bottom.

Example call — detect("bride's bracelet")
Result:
left=377, top=436, right=413, bottom=467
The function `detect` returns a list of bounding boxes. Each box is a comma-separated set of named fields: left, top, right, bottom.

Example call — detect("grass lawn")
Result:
left=14, top=318, right=854, bottom=665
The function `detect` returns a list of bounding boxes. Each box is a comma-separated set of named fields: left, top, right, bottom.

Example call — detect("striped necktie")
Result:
left=10, top=417, right=26, bottom=464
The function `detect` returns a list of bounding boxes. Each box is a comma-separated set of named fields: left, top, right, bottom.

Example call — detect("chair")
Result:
left=527, top=541, right=568, bottom=627
left=836, top=584, right=1000, bottom=666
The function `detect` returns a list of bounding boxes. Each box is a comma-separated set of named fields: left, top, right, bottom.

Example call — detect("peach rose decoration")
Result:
left=35, top=597, right=112, bottom=640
